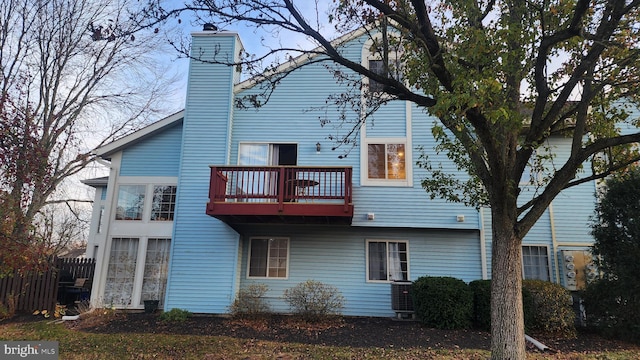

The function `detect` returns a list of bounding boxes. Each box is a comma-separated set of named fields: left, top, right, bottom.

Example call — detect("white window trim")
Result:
left=246, top=237, right=290, bottom=280
left=360, top=34, right=413, bottom=187
left=361, top=136, right=413, bottom=187
left=150, top=185, right=177, bottom=222
left=365, top=239, right=410, bottom=283
left=361, top=32, right=404, bottom=98
left=113, top=177, right=178, bottom=223
left=521, top=244, right=552, bottom=281
left=103, top=236, right=172, bottom=309
left=237, top=142, right=300, bottom=166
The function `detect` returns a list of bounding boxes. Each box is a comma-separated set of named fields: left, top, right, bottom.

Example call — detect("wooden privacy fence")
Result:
left=0, top=257, right=95, bottom=313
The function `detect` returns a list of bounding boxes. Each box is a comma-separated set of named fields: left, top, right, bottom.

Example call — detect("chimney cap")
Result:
left=203, top=23, right=218, bottom=31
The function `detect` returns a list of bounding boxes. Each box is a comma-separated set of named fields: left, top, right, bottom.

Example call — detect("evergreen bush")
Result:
left=159, top=308, right=192, bottom=322
left=469, top=279, right=491, bottom=330
left=583, top=279, right=640, bottom=343
left=412, top=276, right=473, bottom=329
left=584, top=168, right=640, bottom=343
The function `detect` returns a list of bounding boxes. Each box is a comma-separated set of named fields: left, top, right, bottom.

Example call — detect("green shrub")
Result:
left=283, top=280, right=344, bottom=322
left=412, top=276, right=473, bottom=329
left=159, top=308, right=192, bottom=322
left=586, top=169, right=640, bottom=344
left=522, top=280, right=576, bottom=338
left=469, top=279, right=491, bottom=330
left=521, top=285, right=535, bottom=333
left=229, top=283, right=271, bottom=317
left=583, top=279, right=640, bottom=343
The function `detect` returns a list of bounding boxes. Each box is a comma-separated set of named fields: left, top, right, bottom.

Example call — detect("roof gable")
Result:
left=94, top=110, right=184, bottom=160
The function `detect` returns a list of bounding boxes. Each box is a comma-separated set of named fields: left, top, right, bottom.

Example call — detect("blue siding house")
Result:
left=83, top=28, right=597, bottom=316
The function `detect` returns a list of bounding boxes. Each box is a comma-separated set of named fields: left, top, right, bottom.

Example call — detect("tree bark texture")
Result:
left=490, top=216, right=526, bottom=359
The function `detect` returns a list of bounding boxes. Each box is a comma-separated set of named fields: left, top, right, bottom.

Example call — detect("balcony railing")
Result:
left=207, top=166, right=353, bottom=225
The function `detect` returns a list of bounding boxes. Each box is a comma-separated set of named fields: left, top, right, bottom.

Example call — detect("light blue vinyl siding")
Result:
left=91, top=28, right=613, bottom=318
left=237, top=225, right=482, bottom=317
left=483, top=189, right=594, bottom=284
left=164, top=33, right=241, bottom=313
left=120, top=123, right=183, bottom=176
left=365, top=101, right=407, bottom=137
left=230, top=58, right=361, bottom=166
left=354, top=102, right=479, bottom=228
left=229, top=39, right=479, bottom=230
left=545, top=136, right=597, bottom=245
left=552, top=185, right=596, bottom=244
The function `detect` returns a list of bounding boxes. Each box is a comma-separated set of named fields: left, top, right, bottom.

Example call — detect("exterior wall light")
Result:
left=316, top=142, right=321, bottom=152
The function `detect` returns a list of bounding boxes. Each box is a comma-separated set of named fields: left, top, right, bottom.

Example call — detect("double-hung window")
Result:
left=522, top=245, right=551, bottom=281
left=248, top=237, right=289, bottom=278
left=367, top=143, right=406, bottom=180
left=367, top=240, right=409, bottom=282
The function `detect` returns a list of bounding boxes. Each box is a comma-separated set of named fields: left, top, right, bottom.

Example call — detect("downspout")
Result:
left=549, top=203, right=560, bottom=284
left=479, top=207, right=488, bottom=279
left=525, top=334, right=550, bottom=351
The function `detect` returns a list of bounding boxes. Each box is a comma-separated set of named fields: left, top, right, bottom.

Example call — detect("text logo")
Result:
left=2, top=341, right=58, bottom=359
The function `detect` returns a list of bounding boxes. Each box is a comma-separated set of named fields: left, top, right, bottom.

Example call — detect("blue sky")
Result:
left=165, top=3, right=336, bottom=110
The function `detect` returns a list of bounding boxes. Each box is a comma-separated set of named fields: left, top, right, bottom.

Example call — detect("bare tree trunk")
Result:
left=490, top=215, right=525, bottom=359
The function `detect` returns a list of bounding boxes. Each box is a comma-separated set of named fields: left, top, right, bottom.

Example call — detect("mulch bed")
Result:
left=72, top=312, right=639, bottom=354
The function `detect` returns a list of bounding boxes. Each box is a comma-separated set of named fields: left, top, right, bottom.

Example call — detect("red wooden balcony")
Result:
left=207, top=166, right=354, bottom=225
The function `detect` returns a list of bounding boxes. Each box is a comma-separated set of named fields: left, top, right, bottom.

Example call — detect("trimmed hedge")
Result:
left=469, top=279, right=491, bottom=330
left=412, top=276, right=473, bottom=329
left=583, top=279, right=640, bottom=343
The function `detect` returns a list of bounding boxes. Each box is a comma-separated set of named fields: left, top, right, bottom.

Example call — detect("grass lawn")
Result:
left=1, top=317, right=639, bottom=359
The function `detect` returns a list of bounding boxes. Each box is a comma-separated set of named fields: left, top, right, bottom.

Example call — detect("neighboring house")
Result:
left=83, top=27, right=597, bottom=316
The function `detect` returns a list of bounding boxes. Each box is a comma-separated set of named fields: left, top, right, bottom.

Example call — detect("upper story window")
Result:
left=151, top=186, right=177, bottom=221
left=368, top=59, right=385, bottom=93
left=116, top=185, right=146, bottom=220
left=367, top=58, right=404, bottom=94
left=361, top=34, right=412, bottom=187
left=367, top=240, right=409, bottom=282
left=248, top=237, right=289, bottom=279
left=522, top=245, right=551, bottom=281
left=116, top=183, right=177, bottom=222
left=368, top=143, right=406, bottom=180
